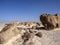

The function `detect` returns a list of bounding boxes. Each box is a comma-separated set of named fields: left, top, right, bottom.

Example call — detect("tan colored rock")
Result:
left=0, top=21, right=42, bottom=45
left=24, top=22, right=39, bottom=27
left=40, top=14, right=60, bottom=29
left=0, top=21, right=20, bottom=44
left=22, top=30, right=42, bottom=45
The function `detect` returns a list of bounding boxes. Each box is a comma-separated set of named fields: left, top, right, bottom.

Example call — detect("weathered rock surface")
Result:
left=0, top=21, right=20, bottom=44
left=0, top=21, right=42, bottom=45
left=0, top=21, right=60, bottom=45
left=0, top=24, right=5, bottom=32
left=40, top=14, right=60, bottom=29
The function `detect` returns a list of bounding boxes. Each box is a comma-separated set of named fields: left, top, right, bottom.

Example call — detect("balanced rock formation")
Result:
left=40, top=14, right=60, bottom=29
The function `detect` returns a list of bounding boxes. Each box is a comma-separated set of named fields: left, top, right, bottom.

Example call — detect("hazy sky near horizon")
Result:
left=0, top=0, right=60, bottom=23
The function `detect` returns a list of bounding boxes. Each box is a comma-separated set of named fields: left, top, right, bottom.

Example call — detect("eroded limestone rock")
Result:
left=0, top=21, right=20, bottom=44
left=40, top=14, right=60, bottom=29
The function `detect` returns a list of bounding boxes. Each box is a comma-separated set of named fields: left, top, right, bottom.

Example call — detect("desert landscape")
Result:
left=0, top=14, right=60, bottom=45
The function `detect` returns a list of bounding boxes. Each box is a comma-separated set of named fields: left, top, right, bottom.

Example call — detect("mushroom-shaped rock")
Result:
left=40, top=14, right=60, bottom=29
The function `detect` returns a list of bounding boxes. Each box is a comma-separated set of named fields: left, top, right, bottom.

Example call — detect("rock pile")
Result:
left=0, top=21, right=42, bottom=45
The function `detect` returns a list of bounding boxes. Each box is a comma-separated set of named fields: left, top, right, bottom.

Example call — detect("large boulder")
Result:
left=40, top=14, right=60, bottom=29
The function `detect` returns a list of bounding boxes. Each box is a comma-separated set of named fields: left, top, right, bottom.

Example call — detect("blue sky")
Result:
left=0, top=0, right=60, bottom=23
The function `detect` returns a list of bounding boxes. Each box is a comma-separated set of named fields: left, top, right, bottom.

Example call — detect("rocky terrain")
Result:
left=0, top=14, right=60, bottom=45
left=0, top=21, right=60, bottom=45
